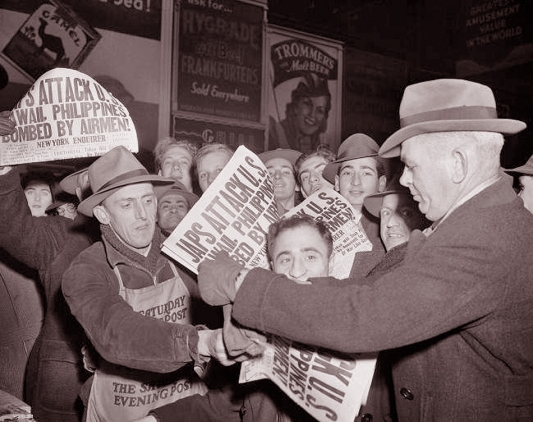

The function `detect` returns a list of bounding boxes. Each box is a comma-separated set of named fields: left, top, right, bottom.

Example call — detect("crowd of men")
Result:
left=1, top=77, right=532, bottom=422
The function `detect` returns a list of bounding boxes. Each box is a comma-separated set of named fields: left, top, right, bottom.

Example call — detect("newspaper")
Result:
left=162, top=145, right=277, bottom=273
left=162, top=146, right=377, bottom=421
left=0, top=67, right=138, bottom=166
left=239, top=338, right=377, bottom=422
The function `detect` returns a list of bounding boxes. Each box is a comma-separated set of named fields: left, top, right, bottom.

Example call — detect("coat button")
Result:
left=400, top=387, right=414, bottom=400
left=361, top=413, right=374, bottom=422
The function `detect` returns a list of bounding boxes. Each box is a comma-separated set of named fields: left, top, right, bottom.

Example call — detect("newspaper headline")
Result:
left=0, top=67, right=138, bottom=166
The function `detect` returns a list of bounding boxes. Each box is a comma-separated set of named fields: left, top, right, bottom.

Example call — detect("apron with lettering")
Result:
left=86, top=262, right=208, bottom=422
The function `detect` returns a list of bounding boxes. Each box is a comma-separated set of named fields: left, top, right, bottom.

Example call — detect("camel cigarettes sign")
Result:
left=2, top=0, right=101, bottom=80
left=0, top=68, right=138, bottom=165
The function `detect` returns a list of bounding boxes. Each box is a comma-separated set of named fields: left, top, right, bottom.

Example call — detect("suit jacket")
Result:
left=233, top=175, right=533, bottom=421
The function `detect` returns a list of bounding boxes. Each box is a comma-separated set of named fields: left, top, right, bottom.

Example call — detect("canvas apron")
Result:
left=86, top=262, right=208, bottom=422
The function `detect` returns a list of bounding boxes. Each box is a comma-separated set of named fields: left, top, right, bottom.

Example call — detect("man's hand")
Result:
left=198, top=251, right=244, bottom=306
left=197, top=328, right=236, bottom=367
left=222, top=304, right=266, bottom=361
left=0, top=110, right=15, bottom=136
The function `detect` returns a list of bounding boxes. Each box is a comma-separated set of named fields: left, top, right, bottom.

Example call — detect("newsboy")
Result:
left=62, top=146, right=228, bottom=422
left=198, top=79, right=533, bottom=421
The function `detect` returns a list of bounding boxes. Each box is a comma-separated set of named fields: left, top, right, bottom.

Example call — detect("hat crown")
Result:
left=399, top=79, right=496, bottom=126
left=337, top=133, right=379, bottom=160
left=88, top=146, right=148, bottom=194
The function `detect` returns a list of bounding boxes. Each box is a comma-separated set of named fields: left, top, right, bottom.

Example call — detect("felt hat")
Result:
left=379, top=79, right=527, bottom=158
left=157, top=181, right=199, bottom=208
left=504, top=154, right=533, bottom=176
left=363, top=179, right=412, bottom=218
left=322, top=133, right=380, bottom=183
left=259, top=148, right=302, bottom=167
left=60, top=168, right=88, bottom=195
left=78, top=146, right=173, bottom=216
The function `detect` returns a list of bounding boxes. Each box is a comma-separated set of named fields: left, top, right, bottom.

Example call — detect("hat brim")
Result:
left=60, top=168, right=87, bottom=195
left=78, top=175, right=174, bottom=216
left=363, top=189, right=409, bottom=218
left=259, top=149, right=302, bottom=166
left=379, top=118, right=527, bottom=158
left=322, top=153, right=379, bottom=183
left=156, top=185, right=199, bottom=208
left=504, top=163, right=533, bottom=176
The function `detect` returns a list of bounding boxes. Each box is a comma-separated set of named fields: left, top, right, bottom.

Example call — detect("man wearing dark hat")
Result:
left=197, top=79, right=533, bottom=421
left=505, top=153, right=533, bottom=214
left=259, top=148, right=302, bottom=215
left=156, top=181, right=199, bottom=236
left=268, top=72, right=331, bottom=151
left=61, top=146, right=230, bottom=422
left=322, top=133, right=387, bottom=258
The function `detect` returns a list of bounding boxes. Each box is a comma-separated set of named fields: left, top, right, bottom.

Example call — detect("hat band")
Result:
left=400, top=106, right=497, bottom=127
left=98, top=168, right=149, bottom=191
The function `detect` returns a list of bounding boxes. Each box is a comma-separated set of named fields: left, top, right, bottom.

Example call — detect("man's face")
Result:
left=266, top=157, right=297, bottom=203
left=335, top=157, right=385, bottom=211
left=157, top=192, right=190, bottom=233
left=270, top=225, right=330, bottom=283
left=158, top=145, right=194, bottom=192
left=380, top=193, right=428, bottom=251
left=298, top=155, right=334, bottom=197
left=57, top=203, right=78, bottom=220
left=399, top=136, right=455, bottom=222
left=197, top=150, right=232, bottom=192
left=24, top=181, right=53, bottom=217
left=518, top=174, right=533, bottom=214
left=293, top=95, right=329, bottom=136
left=95, top=183, right=157, bottom=252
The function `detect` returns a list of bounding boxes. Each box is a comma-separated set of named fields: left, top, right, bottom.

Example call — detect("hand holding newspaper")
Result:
left=162, top=146, right=377, bottom=422
left=0, top=67, right=138, bottom=166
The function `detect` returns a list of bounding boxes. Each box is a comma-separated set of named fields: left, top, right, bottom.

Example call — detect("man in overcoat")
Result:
left=198, top=79, right=533, bottom=421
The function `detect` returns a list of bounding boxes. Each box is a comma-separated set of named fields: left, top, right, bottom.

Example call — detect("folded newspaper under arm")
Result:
left=162, top=146, right=377, bottom=422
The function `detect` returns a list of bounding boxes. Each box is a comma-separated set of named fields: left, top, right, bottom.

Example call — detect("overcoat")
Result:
left=232, top=175, right=533, bottom=421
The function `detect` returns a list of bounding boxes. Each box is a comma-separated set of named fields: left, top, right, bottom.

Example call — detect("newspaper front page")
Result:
left=0, top=67, right=138, bottom=166
left=162, top=146, right=277, bottom=273
left=162, top=146, right=377, bottom=421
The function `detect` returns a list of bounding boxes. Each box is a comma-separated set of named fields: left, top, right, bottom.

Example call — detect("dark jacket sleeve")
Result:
left=0, top=167, right=70, bottom=269
left=231, top=200, right=526, bottom=354
left=62, top=244, right=202, bottom=373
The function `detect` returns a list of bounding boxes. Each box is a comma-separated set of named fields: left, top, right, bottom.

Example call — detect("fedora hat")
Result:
left=60, top=168, right=87, bottom=195
left=363, top=179, right=412, bottom=218
left=157, top=181, right=199, bottom=208
left=379, top=79, right=527, bottom=158
left=504, top=154, right=533, bottom=176
left=78, top=146, right=173, bottom=216
left=259, top=148, right=302, bottom=167
left=322, top=134, right=380, bottom=183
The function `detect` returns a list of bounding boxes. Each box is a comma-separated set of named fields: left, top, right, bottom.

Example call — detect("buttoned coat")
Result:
left=232, top=175, right=533, bottom=421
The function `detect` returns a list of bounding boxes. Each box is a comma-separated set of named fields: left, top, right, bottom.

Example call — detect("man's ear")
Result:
left=378, top=175, right=387, bottom=192
left=334, top=174, right=340, bottom=191
left=93, top=205, right=110, bottom=225
left=451, top=148, right=468, bottom=184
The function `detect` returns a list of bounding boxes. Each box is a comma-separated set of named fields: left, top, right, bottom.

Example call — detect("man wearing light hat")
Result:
left=197, top=79, right=533, bottom=421
left=62, top=146, right=230, bottom=422
left=505, top=153, right=533, bottom=214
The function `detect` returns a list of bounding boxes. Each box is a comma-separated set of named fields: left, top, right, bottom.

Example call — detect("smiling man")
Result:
left=322, top=133, right=390, bottom=252
left=295, top=146, right=336, bottom=197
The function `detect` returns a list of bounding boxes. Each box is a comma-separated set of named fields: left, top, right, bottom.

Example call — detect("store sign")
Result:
left=456, top=0, right=533, bottom=76
left=175, top=0, right=263, bottom=122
